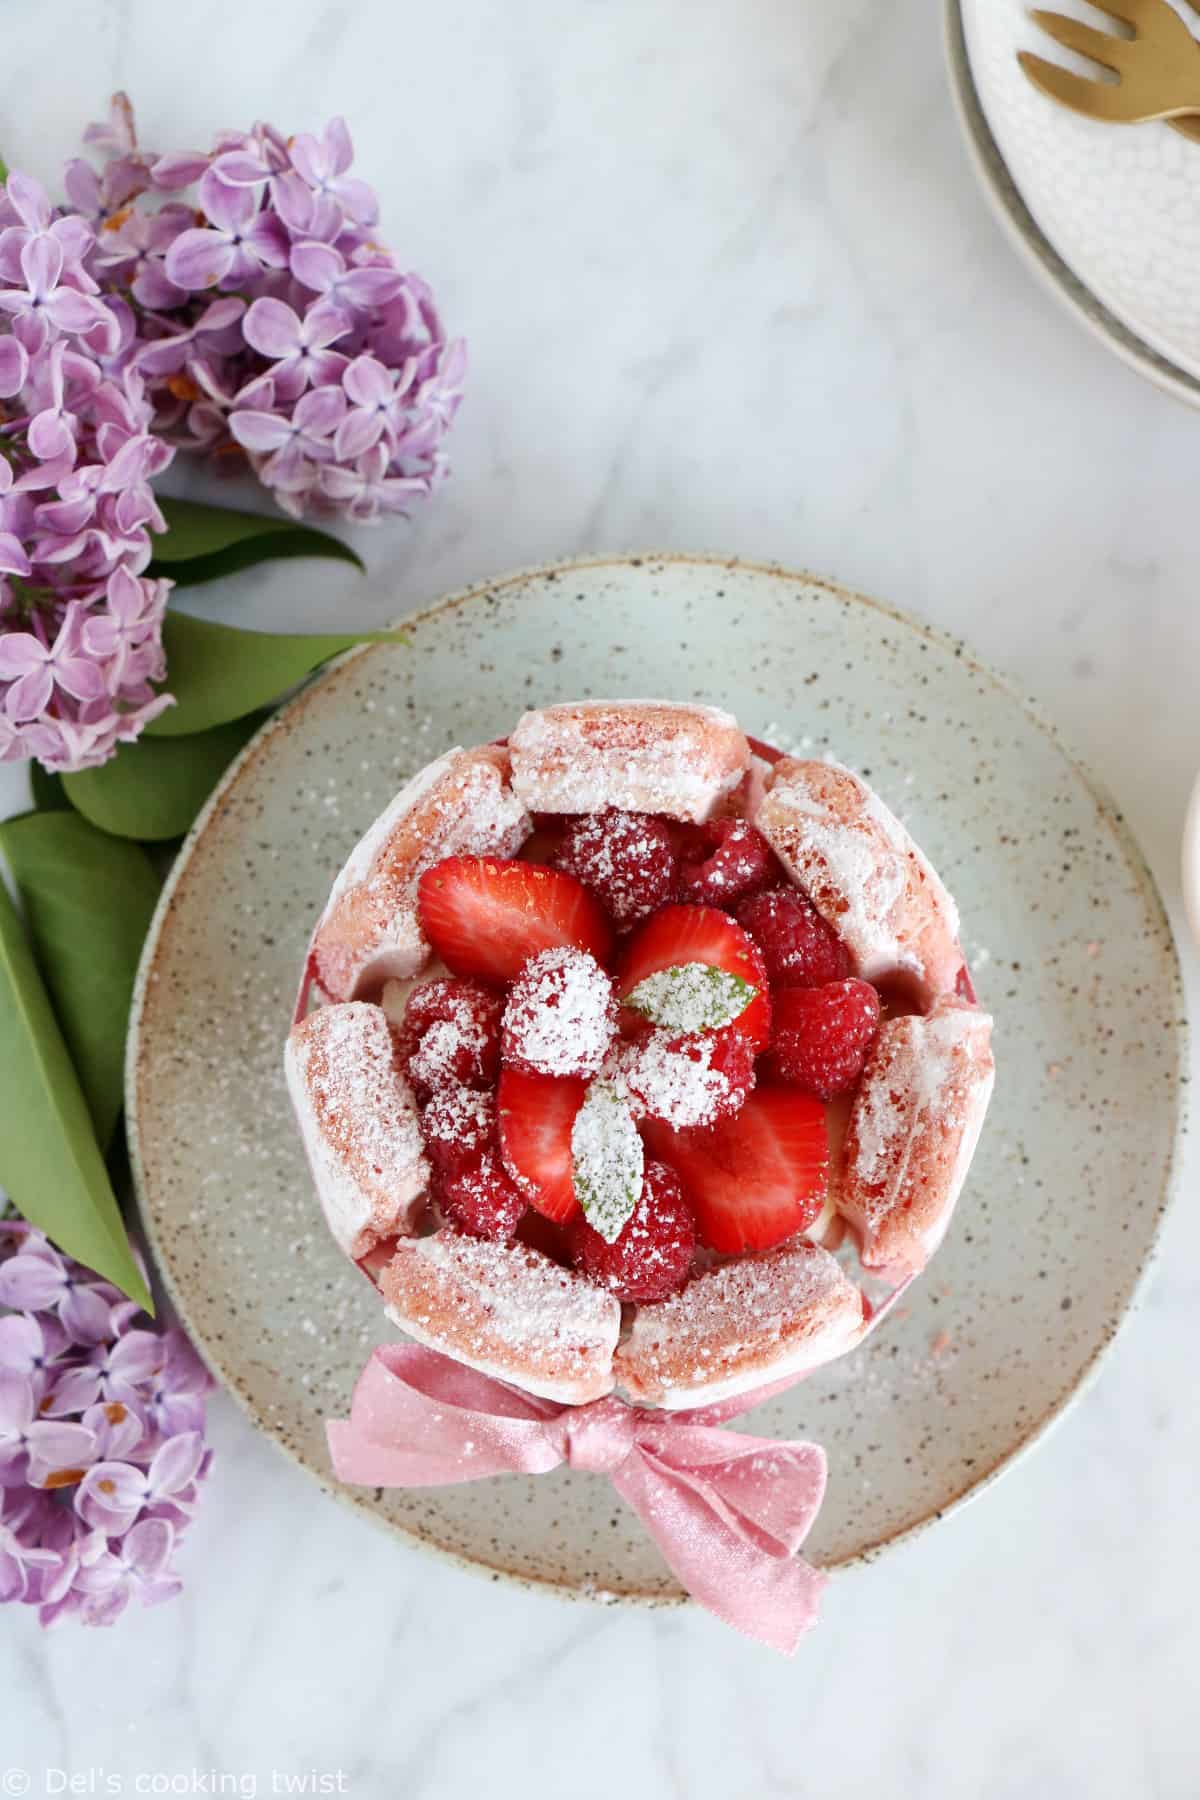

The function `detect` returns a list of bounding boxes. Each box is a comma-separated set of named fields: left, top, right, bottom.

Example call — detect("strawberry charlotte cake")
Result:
left=286, top=701, right=995, bottom=1411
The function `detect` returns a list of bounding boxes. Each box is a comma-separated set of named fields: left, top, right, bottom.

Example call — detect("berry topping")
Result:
left=501, top=947, right=617, bottom=1078
left=762, top=978, right=881, bottom=1100
left=421, top=1084, right=496, bottom=1176
left=622, top=1026, right=755, bottom=1129
left=568, top=1160, right=696, bottom=1301
left=616, top=904, right=771, bottom=1051
left=643, top=1086, right=828, bottom=1254
left=417, top=856, right=613, bottom=985
left=496, top=1065, right=587, bottom=1223
left=390, top=977, right=502, bottom=1101
left=438, top=1152, right=527, bottom=1241
left=676, top=818, right=776, bottom=908
left=736, top=887, right=851, bottom=990
left=553, top=809, right=678, bottom=927
left=570, top=1080, right=644, bottom=1241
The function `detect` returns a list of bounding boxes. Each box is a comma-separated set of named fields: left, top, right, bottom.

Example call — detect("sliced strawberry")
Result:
left=615, top=904, right=771, bottom=1051
left=643, top=1085, right=827, bottom=1253
left=417, top=857, right=613, bottom=984
left=496, top=1064, right=586, bottom=1224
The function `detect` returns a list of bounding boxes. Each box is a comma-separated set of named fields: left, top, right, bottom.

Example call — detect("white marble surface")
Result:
left=2, top=1, right=1198, bottom=1795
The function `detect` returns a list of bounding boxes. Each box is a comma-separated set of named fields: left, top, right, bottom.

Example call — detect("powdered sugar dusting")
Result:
left=571, top=1081, right=644, bottom=1241
left=422, top=1084, right=494, bottom=1163
left=617, top=1241, right=865, bottom=1404
left=285, top=1002, right=428, bottom=1255
left=382, top=1229, right=620, bottom=1403
left=626, top=960, right=756, bottom=1033
left=555, top=809, right=675, bottom=925
left=753, top=758, right=963, bottom=996
left=842, top=999, right=995, bottom=1274
left=760, top=767, right=906, bottom=966
left=502, top=947, right=616, bottom=1077
left=413, top=1012, right=485, bottom=1092
left=406, top=1232, right=617, bottom=1340
left=622, top=1029, right=747, bottom=1129
left=509, top=701, right=749, bottom=822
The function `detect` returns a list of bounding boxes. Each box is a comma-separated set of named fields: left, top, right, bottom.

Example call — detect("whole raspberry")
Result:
left=762, top=978, right=881, bottom=1099
left=501, top=947, right=617, bottom=1077
left=554, top=809, right=677, bottom=927
left=622, top=1026, right=755, bottom=1129
left=676, top=818, right=776, bottom=909
left=421, top=1085, right=496, bottom=1176
left=439, top=1152, right=526, bottom=1240
left=568, top=1160, right=696, bottom=1301
left=392, top=978, right=502, bottom=1101
left=736, top=888, right=851, bottom=989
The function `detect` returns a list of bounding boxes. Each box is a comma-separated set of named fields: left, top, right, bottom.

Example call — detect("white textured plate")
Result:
left=127, top=557, right=1185, bottom=1604
left=945, top=0, right=1200, bottom=408
left=962, top=0, right=1200, bottom=385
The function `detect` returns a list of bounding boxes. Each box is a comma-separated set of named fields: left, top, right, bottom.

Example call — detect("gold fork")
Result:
left=1020, top=0, right=1200, bottom=143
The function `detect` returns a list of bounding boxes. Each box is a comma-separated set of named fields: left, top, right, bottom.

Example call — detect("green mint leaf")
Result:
left=148, top=495, right=363, bottom=586
left=571, top=1080, right=644, bottom=1243
left=144, top=610, right=404, bottom=738
left=625, top=961, right=757, bottom=1032
left=0, top=872, right=153, bottom=1312
left=0, top=812, right=159, bottom=1147
left=62, top=715, right=264, bottom=841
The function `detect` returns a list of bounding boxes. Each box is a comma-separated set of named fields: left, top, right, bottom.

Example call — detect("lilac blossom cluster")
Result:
left=0, top=162, right=175, bottom=770
left=0, top=1217, right=213, bottom=1627
left=81, top=94, right=466, bottom=522
left=0, top=97, right=463, bottom=774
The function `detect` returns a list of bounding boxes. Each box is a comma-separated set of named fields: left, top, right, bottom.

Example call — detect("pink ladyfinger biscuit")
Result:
left=311, top=746, right=531, bottom=1001
left=839, top=997, right=995, bottom=1282
left=615, top=1240, right=867, bottom=1410
left=508, top=700, right=750, bottom=824
left=285, top=1002, right=429, bottom=1259
left=751, top=758, right=964, bottom=1001
left=379, top=1229, right=621, bottom=1405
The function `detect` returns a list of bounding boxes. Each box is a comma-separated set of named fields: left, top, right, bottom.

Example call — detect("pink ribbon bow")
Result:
left=327, top=1344, right=828, bottom=1654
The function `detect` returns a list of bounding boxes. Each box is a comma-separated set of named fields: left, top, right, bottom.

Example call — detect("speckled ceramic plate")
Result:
left=127, top=556, right=1185, bottom=1603
left=944, top=0, right=1200, bottom=410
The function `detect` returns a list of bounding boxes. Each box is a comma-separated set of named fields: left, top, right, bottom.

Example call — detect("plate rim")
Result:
left=126, top=550, right=1189, bottom=1607
left=943, top=0, right=1200, bottom=412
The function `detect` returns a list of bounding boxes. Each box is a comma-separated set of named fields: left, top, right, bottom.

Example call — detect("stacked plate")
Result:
left=946, top=0, right=1200, bottom=406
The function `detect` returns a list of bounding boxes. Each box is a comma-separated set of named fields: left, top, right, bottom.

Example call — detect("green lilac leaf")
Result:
left=625, top=962, right=756, bottom=1032
left=147, top=495, right=363, bottom=586
left=0, top=812, right=159, bottom=1148
left=144, top=610, right=401, bottom=738
left=0, top=875, right=153, bottom=1312
left=61, top=714, right=264, bottom=841
left=29, top=764, right=70, bottom=812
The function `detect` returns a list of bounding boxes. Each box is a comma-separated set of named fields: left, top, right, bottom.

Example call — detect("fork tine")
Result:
left=1017, top=49, right=1135, bottom=119
left=1072, top=0, right=1139, bottom=26
left=1030, top=10, right=1128, bottom=71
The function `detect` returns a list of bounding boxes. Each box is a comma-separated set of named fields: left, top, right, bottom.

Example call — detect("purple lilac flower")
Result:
left=0, top=1216, right=213, bottom=1628
left=74, top=92, right=464, bottom=521
left=0, top=159, right=177, bottom=773
left=0, top=95, right=463, bottom=770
